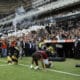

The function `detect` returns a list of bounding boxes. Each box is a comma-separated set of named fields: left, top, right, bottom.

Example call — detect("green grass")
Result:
left=0, top=57, right=80, bottom=80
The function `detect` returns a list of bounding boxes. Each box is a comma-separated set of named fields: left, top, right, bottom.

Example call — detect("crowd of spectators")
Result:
left=31, top=19, right=80, bottom=41
left=0, top=17, right=80, bottom=58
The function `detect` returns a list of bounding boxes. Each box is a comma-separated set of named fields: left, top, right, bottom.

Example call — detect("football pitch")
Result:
left=0, top=57, right=80, bottom=80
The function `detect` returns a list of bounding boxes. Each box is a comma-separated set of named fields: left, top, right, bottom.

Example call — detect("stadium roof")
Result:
left=0, top=0, right=31, bottom=18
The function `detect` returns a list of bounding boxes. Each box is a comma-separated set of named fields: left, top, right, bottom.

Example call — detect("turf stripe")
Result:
left=47, top=69, right=80, bottom=77
left=19, top=64, right=29, bottom=67
left=0, top=59, right=80, bottom=77
left=19, top=63, right=80, bottom=77
left=0, top=64, right=12, bottom=67
left=0, top=60, right=7, bottom=63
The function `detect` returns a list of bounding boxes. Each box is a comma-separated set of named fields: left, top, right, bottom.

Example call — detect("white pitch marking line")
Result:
left=19, top=64, right=29, bottom=67
left=0, top=64, right=12, bottom=67
left=19, top=64, right=80, bottom=77
left=47, top=69, right=80, bottom=77
left=0, top=59, right=80, bottom=77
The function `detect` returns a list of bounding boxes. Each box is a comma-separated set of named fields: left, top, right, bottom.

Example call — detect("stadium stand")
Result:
left=0, top=0, right=80, bottom=59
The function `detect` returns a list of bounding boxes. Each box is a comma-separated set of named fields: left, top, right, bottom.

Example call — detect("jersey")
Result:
left=32, top=50, right=48, bottom=61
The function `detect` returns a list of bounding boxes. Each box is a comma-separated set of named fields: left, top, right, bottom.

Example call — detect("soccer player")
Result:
left=7, top=46, right=19, bottom=64
left=30, top=50, right=52, bottom=70
left=7, top=39, right=19, bottom=65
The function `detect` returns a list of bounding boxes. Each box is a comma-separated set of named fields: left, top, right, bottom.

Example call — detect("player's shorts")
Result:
left=43, top=59, right=49, bottom=65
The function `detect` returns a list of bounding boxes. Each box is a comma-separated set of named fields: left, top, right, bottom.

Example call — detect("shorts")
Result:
left=43, top=59, right=49, bottom=65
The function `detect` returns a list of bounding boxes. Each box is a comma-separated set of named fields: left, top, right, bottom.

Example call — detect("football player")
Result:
left=30, top=50, right=52, bottom=70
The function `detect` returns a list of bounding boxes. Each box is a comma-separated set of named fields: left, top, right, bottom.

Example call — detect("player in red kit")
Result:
left=30, top=50, right=52, bottom=70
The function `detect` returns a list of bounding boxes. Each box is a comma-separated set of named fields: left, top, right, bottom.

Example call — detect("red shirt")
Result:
left=2, top=42, right=7, bottom=49
left=35, top=50, right=48, bottom=59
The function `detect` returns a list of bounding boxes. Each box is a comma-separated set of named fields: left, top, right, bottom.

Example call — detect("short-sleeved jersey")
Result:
left=32, top=50, right=48, bottom=60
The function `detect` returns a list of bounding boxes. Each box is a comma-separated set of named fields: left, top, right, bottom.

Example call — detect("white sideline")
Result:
left=47, top=69, right=80, bottom=77
left=0, top=64, right=12, bottom=67
left=19, top=63, right=80, bottom=77
left=0, top=59, right=80, bottom=77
